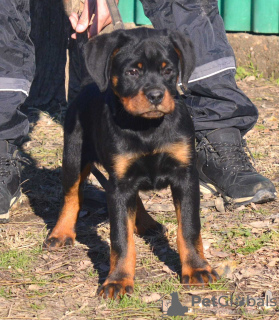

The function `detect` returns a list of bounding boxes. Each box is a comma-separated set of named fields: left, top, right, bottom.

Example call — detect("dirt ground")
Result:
left=0, top=78, right=278, bottom=320
left=227, top=33, right=279, bottom=79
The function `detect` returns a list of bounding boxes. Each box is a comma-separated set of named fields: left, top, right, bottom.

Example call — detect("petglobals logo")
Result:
left=161, top=291, right=276, bottom=317
left=191, top=291, right=276, bottom=308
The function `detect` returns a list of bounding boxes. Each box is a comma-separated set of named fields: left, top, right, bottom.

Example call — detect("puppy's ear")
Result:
left=169, top=31, right=196, bottom=86
left=84, top=30, right=130, bottom=92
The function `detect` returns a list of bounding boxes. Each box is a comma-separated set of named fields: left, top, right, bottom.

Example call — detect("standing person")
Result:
left=0, top=0, right=114, bottom=223
left=70, top=0, right=276, bottom=206
left=0, top=0, right=35, bottom=223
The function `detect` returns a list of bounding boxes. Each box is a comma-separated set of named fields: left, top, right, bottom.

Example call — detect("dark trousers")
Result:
left=140, top=0, right=258, bottom=136
left=0, top=0, right=258, bottom=143
left=0, top=0, right=35, bottom=144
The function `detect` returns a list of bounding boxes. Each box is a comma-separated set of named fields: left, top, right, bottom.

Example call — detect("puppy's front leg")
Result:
left=171, top=167, right=219, bottom=287
left=98, top=184, right=136, bottom=299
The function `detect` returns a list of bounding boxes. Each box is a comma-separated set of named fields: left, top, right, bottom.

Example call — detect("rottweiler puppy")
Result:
left=45, top=28, right=219, bottom=299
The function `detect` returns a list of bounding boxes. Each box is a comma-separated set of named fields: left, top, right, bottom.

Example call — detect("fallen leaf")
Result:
left=215, top=197, right=225, bottom=213
left=250, top=202, right=258, bottom=210
left=146, top=203, right=174, bottom=212
left=28, top=284, right=41, bottom=291
left=210, top=249, right=229, bottom=258
left=201, top=200, right=215, bottom=208
left=78, top=260, right=92, bottom=271
left=142, top=292, right=161, bottom=303
left=203, top=240, right=211, bottom=251
left=268, top=258, right=279, bottom=267
left=215, top=260, right=238, bottom=278
left=251, top=228, right=261, bottom=234
left=263, top=97, right=274, bottom=101
left=235, top=205, right=246, bottom=212
left=234, top=267, right=261, bottom=280
left=162, top=265, right=173, bottom=274
left=96, top=303, right=106, bottom=310
left=245, top=76, right=256, bottom=82
left=249, top=220, right=269, bottom=228
left=139, top=191, right=149, bottom=200
left=202, top=193, right=213, bottom=200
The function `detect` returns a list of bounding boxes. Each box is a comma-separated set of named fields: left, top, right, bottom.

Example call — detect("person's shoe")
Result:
left=0, top=141, right=22, bottom=223
left=196, top=128, right=276, bottom=206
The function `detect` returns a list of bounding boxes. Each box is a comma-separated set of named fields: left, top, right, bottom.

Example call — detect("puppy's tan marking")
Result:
left=112, top=76, right=118, bottom=87
left=121, top=90, right=175, bottom=116
left=160, top=90, right=175, bottom=114
left=160, top=141, right=191, bottom=166
left=113, top=140, right=191, bottom=179
left=113, top=153, right=141, bottom=179
left=46, top=163, right=92, bottom=246
left=174, top=202, right=190, bottom=267
left=121, top=91, right=151, bottom=115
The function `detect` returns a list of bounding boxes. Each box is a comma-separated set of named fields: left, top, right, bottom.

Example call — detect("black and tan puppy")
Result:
left=45, top=28, right=219, bottom=298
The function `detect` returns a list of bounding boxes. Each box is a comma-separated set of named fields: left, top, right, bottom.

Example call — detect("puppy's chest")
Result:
left=111, top=140, right=192, bottom=189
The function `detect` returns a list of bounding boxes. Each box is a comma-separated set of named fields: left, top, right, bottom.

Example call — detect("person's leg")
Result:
left=0, top=0, right=35, bottom=222
left=140, top=0, right=276, bottom=205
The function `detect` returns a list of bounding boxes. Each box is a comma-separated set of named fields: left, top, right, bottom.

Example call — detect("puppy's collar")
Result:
left=177, top=72, right=191, bottom=97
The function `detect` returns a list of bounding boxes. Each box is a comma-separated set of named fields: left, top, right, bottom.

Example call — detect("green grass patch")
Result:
left=208, top=277, right=230, bottom=290
left=157, top=215, right=177, bottom=225
left=214, top=227, right=278, bottom=255
left=252, top=151, right=266, bottom=159
left=0, top=287, right=11, bottom=299
left=253, top=208, right=271, bottom=216
left=107, top=292, right=148, bottom=310
left=236, top=232, right=274, bottom=254
left=0, top=246, right=42, bottom=270
left=30, top=302, right=45, bottom=311
left=88, top=268, right=99, bottom=278
left=146, top=277, right=182, bottom=294
left=254, top=123, right=266, bottom=130
left=235, top=61, right=263, bottom=81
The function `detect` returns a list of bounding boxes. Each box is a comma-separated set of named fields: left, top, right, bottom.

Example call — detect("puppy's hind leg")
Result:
left=45, top=128, right=92, bottom=249
left=134, top=195, right=167, bottom=236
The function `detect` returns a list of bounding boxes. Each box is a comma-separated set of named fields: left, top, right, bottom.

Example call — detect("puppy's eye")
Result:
left=162, top=68, right=173, bottom=75
left=125, top=69, right=139, bottom=76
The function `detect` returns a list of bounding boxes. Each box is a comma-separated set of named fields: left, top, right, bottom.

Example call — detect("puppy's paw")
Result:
left=181, top=265, right=219, bottom=288
left=98, top=277, right=134, bottom=299
left=44, top=231, right=75, bottom=250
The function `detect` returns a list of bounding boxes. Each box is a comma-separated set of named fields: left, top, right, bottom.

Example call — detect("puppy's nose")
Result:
left=146, top=89, right=164, bottom=105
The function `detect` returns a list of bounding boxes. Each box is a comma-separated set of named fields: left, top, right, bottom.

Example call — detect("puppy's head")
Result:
left=85, top=28, right=195, bottom=119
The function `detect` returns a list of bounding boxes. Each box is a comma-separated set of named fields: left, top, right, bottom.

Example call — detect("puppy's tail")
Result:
left=91, top=165, right=109, bottom=190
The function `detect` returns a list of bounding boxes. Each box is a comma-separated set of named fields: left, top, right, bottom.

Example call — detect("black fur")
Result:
left=46, top=28, right=218, bottom=298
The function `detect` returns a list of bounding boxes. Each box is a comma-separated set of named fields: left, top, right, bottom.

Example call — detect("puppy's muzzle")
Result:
left=145, top=89, right=164, bottom=105
left=140, top=88, right=174, bottom=119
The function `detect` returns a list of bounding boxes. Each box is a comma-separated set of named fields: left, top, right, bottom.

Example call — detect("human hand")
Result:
left=69, top=0, right=116, bottom=39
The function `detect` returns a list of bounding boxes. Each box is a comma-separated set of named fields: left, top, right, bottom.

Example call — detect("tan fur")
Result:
left=120, top=90, right=175, bottom=117
left=112, top=76, right=118, bottom=87
left=113, top=140, right=191, bottom=179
